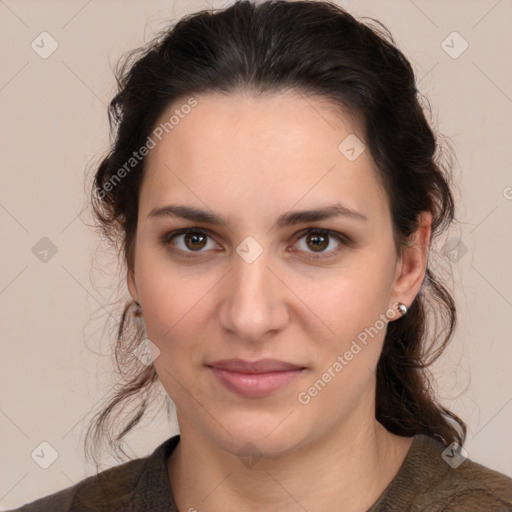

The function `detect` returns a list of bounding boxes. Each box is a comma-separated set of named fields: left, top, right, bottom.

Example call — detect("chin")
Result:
left=200, top=412, right=310, bottom=461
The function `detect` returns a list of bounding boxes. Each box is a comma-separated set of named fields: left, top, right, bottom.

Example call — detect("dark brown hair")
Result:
left=84, top=0, right=466, bottom=468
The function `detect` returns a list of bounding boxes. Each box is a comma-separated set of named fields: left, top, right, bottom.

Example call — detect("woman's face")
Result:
left=128, top=90, right=429, bottom=458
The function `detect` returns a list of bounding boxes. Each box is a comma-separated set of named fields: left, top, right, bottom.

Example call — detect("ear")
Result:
left=127, top=268, right=139, bottom=304
left=389, top=211, right=432, bottom=314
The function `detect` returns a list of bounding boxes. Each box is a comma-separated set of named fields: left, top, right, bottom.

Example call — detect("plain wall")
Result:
left=1, top=0, right=511, bottom=508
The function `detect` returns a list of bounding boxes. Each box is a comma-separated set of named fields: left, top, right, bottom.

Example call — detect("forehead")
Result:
left=140, top=90, right=390, bottom=227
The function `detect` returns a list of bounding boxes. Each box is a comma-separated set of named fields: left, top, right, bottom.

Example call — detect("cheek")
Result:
left=301, top=261, right=391, bottom=332
left=135, top=267, right=205, bottom=367
left=295, top=265, right=392, bottom=389
left=136, top=247, right=207, bottom=326
left=146, top=303, right=207, bottom=408
left=299, top=284, right=390, bottom=409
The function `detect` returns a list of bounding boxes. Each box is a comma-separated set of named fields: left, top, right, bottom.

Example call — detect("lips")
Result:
left=207, top=358, right=306, bottom=397
left=208, top=358, right=304, bottom=373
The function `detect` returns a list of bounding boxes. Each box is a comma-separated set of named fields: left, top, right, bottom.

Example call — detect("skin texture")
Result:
left=127, top=89, right=432, bottom=511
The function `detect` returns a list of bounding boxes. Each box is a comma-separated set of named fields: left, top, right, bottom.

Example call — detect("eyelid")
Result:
left=290, top=227, right=351, bottom=258
left=161, top=226, right=352, bottom=258
left=160, top=227, right=221, bottom=255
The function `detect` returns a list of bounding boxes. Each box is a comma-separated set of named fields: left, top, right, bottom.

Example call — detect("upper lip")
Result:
left=207, top=358, right=305, bottom=373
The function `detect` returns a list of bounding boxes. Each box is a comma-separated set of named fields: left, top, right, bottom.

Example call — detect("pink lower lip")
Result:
left=209, top=367, right=305, bottom=397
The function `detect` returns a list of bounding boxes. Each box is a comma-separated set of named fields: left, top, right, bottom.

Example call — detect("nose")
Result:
left=218, top=246, right=290, bottom=343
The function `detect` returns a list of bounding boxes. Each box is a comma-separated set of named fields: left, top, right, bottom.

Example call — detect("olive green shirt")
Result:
left=8, top=434, right=512, bottom=511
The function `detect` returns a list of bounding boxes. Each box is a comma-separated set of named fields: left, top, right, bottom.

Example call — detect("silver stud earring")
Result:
left=397, top=302, right=408, bottom=315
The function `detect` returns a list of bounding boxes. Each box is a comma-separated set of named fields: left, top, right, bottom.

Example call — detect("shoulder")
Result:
left=7, top=435, right=180, bottom=512
left=369, top=434, right=512, bottom=512
left=7, top=456, right=148, bottom=512
left=418, top=453, right=512, bottom=511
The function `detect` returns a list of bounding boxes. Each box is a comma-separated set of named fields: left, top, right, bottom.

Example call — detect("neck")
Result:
left=167, top=414, right=413, bottom=512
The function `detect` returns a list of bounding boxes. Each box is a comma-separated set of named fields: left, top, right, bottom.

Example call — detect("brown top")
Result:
left=8, top=434, right=512, bottom=511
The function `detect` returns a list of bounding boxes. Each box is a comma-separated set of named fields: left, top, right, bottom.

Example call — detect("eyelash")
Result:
left=161, top=227, right=351, bottom=260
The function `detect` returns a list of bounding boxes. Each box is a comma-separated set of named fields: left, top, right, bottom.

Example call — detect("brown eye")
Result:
left=184, top=231, right=208, bottom=251
left=162, top=228, right=216, bottom=255
left=306, top=232, right=329, bottom=252
left=293, top=228, right=348, bottom=258
left=162, top=227, right=350, bottom=260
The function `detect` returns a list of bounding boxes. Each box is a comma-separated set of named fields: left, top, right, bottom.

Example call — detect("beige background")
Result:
left=1, top=0, right=511, bottom=508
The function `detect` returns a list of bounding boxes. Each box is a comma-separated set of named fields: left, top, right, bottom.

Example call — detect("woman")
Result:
left=10, top=0, right=512, bottom=510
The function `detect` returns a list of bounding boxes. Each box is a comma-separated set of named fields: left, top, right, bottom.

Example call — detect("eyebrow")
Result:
left=147, top=203, right=368, bottom=228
